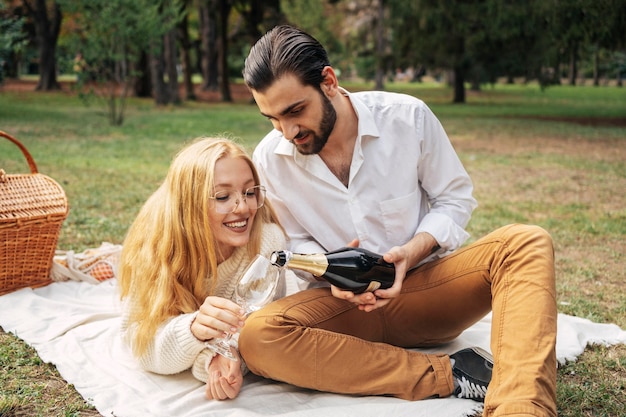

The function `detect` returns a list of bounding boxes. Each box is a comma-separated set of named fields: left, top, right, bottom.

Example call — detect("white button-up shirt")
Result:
left=253, top=89, right=477, bottom=261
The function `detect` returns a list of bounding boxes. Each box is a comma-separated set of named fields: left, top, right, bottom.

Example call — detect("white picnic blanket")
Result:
left=1, top=279, right=625, bottom=417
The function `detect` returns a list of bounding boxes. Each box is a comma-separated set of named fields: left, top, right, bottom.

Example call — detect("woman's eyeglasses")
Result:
left=209, top=185, right=266, bottom=213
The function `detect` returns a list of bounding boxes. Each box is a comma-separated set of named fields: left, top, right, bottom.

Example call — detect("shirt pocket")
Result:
left=379, top=189, right=420, bottom=244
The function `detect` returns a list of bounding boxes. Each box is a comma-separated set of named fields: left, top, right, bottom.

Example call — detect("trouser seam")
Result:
left=494, top=238, right=511, bottom=390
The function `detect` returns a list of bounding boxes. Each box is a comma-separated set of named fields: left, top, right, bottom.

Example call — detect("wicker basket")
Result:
left=1, top=131, right=69, bottom=295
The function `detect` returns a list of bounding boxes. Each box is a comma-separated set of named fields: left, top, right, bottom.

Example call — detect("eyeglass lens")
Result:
left=211, top=186, right=265, bottom=213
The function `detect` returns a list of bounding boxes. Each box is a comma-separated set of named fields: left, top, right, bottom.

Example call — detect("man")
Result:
left=238, top=25, right=557, bottom=417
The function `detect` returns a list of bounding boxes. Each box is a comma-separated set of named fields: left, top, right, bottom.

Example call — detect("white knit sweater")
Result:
left=120, top=223, right=286, bottom=382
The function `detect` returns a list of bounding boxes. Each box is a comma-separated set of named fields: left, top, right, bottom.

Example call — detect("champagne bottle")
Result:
left=270, top=247, right=395, bottom=294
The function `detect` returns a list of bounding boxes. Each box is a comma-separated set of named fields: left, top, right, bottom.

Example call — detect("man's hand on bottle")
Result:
left=373, top=233, right=439, bottom=309
left=332, top=233, right=439, bottom=312
left=330, top=238, right=406, bottom=312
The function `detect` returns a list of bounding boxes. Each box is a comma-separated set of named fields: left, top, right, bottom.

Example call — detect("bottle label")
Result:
left=285, top=253, right=329, bottom=277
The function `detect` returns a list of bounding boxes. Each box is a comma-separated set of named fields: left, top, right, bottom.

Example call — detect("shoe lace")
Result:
left=456, top=376, right=488, bottom=399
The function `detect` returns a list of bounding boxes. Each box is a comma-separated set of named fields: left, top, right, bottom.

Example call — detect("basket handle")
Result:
left=0, top=130, right=39, bottom=174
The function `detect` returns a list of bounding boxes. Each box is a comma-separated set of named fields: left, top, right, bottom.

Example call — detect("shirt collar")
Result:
left=341, top=88, right=380, bottom=141
left=273, top=87, right=380, bottom=157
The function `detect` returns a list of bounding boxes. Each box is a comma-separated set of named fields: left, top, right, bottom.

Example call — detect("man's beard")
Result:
left=292, top=92, right=337, bottom=155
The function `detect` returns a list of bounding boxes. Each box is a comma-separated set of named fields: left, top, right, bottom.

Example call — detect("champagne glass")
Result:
left=207, top=255, right=282, bottom=361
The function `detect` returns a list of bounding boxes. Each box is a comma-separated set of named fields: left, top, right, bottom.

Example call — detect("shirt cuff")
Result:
left=416, top=212, right=470, bottom=252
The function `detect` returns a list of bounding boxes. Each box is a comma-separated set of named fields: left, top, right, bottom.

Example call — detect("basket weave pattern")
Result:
left=1, top=131, right=69, bottom=295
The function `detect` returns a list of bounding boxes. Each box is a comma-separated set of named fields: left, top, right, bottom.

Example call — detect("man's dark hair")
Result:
left=243, top=25, right=330, bottom=92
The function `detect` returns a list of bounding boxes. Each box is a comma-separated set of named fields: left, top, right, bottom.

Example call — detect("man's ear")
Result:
left=321, top=66, right=338, bottom=95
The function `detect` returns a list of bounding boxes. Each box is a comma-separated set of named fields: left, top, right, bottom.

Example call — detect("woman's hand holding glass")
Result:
left=206, top=255, right=282, bottom=361
left=191, top=296, right=245, bottom=344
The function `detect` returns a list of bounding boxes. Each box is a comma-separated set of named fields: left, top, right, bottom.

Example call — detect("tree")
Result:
left=471, top=1, right=550, bottom=86
left=228, top=0, right=283, bottom=102
left=199, top=0, right=284, bottom=102
left=198, top=0, right=219, bottom=91
left=374, top=0, right=386, bottom=90
left=389, top=0, right=553, bottom=101
left=148, top=1, right=183, bottom=106
left=22, top=0, right=62, bottom=90
left=0, top=3, right=27, bottom=83
left=334, top=0, right=383, bottom=82
left=133, top=51, right=152, bottom=97
left=281, top=0, right=343, bottom=71
left=218, top=0, right=232, bottom=102
left=60, top=0, right=181, bottom=125
left=549, top=0, right=587, bottom=86
left=177, top=0, right=196, bottom=100
left=390, top=0, right=483, bottom=103
left=577, top=0, right=626, bottom=86
left=197, top=0, right=240, bottom=102
left=164, top=26, right=181, bottom=104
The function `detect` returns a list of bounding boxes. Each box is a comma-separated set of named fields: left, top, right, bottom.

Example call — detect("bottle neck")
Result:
left=286, top=253, right=329, bottom=277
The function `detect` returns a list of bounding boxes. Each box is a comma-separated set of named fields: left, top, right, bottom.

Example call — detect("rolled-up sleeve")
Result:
left=415, top=105, right=476, bottom=251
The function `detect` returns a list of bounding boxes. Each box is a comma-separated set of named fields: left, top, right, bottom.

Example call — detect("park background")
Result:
left=1, top=0, right=625, bottom=416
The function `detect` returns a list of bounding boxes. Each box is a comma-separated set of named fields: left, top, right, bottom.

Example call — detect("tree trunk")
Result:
left=133, top=51, right=153, bottom=97
left=552, top=50, right=561, bottom=85
left=453, top=66, right=465, bottom=103
left=592, top=47, right=599, bottom=87
left=164, top=29, right=181, bottom=104
left=374, top=0, right=385, bottom=91
left=5, top=51, right=20, bottom=78
left=469, top=65, right=481, bottom=91
left=451, top=34, right=466, bottom=103
left=199, top=1, right=218, bottom=91
left=568, top=42, right=578, bottom=86
left=150, top=45, right=169, bottom=105
left=237, top=0, right=283, bottom=44
left=178, top=12, right=196, bottom=100
left=218, top=0, right=232, bottom=102
left=24, top=0, right=62, bottom=91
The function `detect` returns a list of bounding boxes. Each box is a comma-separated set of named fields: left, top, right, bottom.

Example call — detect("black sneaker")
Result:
left=450, top=347, right=493, bottom=402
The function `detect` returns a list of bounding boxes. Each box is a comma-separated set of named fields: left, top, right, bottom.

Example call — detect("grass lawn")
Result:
left=1, top=79, right=625, bottom=416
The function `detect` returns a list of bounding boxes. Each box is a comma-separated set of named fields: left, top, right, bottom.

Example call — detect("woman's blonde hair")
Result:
left=118, top=137, right=281, bottom=356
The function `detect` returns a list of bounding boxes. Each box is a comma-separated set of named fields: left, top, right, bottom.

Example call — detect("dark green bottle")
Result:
left=270, top=247, right=395, bottom=294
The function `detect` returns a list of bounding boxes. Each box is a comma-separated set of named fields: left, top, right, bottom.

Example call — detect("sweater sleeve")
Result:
left=138, top=313, right=208, bottom=375
left=191, top=349, right=215, bottom=382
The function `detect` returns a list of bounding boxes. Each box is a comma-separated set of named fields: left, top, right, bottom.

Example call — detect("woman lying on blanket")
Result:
left=118, top=137, right=287, bottom=400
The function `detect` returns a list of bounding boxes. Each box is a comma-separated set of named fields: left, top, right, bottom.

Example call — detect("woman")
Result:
left=118, top=137, right=287, bottom=400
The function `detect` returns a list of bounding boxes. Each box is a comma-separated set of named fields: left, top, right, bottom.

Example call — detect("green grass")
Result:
left=1, top=80, right=625, bottom=416
left=2, top=91, right=269, bottom=248
left=0, top=331, right=97, bottom=416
